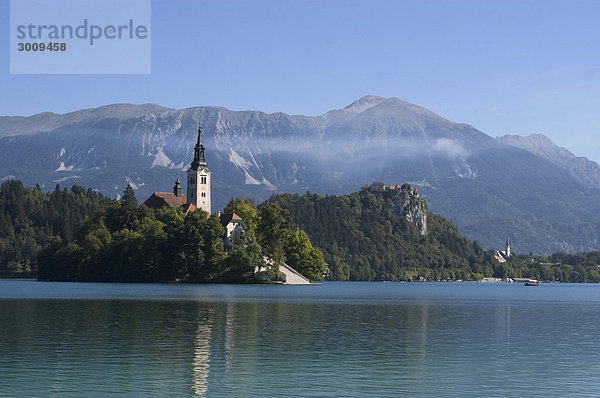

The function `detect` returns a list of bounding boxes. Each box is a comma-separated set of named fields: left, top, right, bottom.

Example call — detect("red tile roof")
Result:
left=219, top=212, right=244, bottom=227
left=180, top=203, right=197, bottom=214
left=144, top=192, right=187, bottom=210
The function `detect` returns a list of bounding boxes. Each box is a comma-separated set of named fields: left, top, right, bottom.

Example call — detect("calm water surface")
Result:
left=1, top=280, right=600, bottom=397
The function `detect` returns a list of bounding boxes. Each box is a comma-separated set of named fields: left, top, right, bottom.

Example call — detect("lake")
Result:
left=2, top=280, right=600, bottom=397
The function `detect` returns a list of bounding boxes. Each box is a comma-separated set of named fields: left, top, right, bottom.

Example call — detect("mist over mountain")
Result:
left=1, top=96, right=600, bottom=254
left=498, top=133, right=600, bottom=189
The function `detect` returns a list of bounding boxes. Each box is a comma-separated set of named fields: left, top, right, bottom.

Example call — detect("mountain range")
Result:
left=1, top=95, right=600, bottom=254
left=497, top=133, right=600, bottom=189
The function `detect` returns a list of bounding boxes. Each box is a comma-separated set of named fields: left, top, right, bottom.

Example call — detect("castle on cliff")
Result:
left=369, top=181, right=419, bottom=196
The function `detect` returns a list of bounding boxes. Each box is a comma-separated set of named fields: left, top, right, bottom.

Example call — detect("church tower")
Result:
left=187, top=124, right=211, bottom=214
left=505, top=235, right=511, bottom=258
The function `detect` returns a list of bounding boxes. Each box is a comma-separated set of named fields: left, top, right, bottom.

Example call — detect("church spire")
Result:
left=187, top=123, right=211, bottom=214
left=190, top=124, right=207, bottom=170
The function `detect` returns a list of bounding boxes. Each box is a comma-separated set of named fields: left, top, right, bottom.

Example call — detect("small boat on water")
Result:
left=524, top=280, right=539, bottom=286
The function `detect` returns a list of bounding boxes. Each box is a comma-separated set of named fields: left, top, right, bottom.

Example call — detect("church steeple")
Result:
left=190, top=125, right=208, bottom=170
left=187, top=123, right=211, bottom=214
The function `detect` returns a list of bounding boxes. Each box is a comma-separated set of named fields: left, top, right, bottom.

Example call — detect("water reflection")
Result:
left=3, top=282, right=600, bottom=397
left=223, top=302, right=235, bottom=377
left=192, top=307, right=212, bottom=397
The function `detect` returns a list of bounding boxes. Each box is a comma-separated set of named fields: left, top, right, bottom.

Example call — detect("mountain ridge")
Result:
left=497, top=133, right=600, bottom=189
left=1, top=97, right=599, bottom=254
left=0, top=103, right=174, bottom=137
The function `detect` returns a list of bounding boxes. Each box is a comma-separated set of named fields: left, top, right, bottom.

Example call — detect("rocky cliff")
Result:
left=380, top=189, right=428, bottom=236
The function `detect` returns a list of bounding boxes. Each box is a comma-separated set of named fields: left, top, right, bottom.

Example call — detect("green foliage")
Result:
left=37, top=200, right=235, bottom=283
left=220, top=229, right=263, bottom=282
left=225, top=196, right=258, bottom=230
left=36, top=189, right=325, bottom=283
left=284, top=229, right=326, bottom=281
left=268, top=189, right=498, bottom=281
left=121, top=184, right=138, bottom=208
left=15, top=179, right=600, bottom=284
left=256, top=202, right=289, bottom=270
left=0, top=180, right=111, bottom=277
left=267, top=188, right=600, bottom=283
left=504, top=252, right=600, bottom=283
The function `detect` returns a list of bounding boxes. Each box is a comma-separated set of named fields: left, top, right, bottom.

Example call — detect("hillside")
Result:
left=2, top=97, right=600, bottom=254
left=269, top=187, right=497, bottom=281
left=0, top=180, right=111, bottom=276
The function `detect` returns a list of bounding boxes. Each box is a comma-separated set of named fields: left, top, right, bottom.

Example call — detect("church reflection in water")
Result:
left=192, top=307, right=213, bottom=396
left=185, top=298, right=522, bottom=397
left=190, top=302, right=252, bottom=396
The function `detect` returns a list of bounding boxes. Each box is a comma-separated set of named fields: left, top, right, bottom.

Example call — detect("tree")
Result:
left=121, top=184, right=138, bottom=208
left=267, top=188, right=499, bottom=281
left=177, top=210, right=208, bottom=281
left=200, top=214, right=227, bottom=281
left=284, top=229, right=326, bottom=281
left=1, top=180, right=110, bottom=277
left=257, top=202, right=289, bottom=274
left=225, top=196, right=259, bottom=231
left=154, top=206, right=185, bottom=281
left=37, top=237, right=83, bottom=281
left=220, top=229, right=263, bottom=282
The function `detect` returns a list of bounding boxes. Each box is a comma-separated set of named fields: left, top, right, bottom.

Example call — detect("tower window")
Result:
left=201, top=192, right=206, bottom=197
left=201, top=176, right=207, bottom=184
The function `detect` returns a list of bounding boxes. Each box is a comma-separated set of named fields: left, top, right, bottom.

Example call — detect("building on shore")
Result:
left=494, top=236, right=511, bottom=263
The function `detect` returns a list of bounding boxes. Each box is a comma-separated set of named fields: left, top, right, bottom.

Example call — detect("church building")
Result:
left=186, top=125, right=211, bottom=214
left=142, top=123, right=311, bottom=284
left=494, top=236, right=511, bottom=263
left=144, top=125, right=252, bottom=245
left=144, top=125, right=211, bottom=214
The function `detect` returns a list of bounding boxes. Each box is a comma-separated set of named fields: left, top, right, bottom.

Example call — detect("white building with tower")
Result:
left=186, top=125, right=211, bottom=214
left=143, top=123, right=311, bottom=284
left=494, top=236, right=511, bottom=263
left=144, top=124, right=212, bottom=214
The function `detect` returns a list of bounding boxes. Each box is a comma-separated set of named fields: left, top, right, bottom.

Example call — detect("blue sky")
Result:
left=2, top=0, right=600, bottom=161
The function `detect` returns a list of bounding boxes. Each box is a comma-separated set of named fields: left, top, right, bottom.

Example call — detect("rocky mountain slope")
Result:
left=498, top=133, right=600, bottom=189
left=1, top=96, right=600, bottom=254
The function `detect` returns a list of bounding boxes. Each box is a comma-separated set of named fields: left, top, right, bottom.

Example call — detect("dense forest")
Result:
left=268, top=188, right=600, bottom=282
left=269, top=188, right=497, bottom=281
left=3, top=180, right=600, bottom=283
left=494, top=252, right=600, bottom=283
left=36, top=186, right=326, bottom=283
left=0, top=180, right=110, bottom=277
